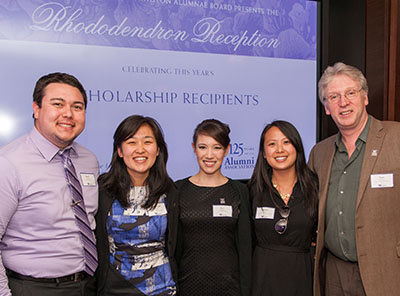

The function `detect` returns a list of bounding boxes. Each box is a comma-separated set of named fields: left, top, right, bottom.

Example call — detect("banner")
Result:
left=0, top=0, right=317, bottom=179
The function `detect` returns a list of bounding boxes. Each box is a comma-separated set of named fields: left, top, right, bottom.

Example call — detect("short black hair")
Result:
left=33, top=72, right=87, bottom=108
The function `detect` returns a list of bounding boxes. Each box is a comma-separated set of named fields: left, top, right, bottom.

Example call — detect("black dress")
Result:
left=251, top=183, right=315, bottom=296
left=176, top=178, right=252, bottom=296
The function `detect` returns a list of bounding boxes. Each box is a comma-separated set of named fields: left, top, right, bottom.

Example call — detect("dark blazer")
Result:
left=174, top=178, right=252, bottom=296
left=308, top=116, right=400, bottom=296
left=94, top=185, right=179, bottom=295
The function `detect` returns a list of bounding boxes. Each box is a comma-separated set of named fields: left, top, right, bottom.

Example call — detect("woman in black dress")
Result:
left=175, top=119, right=252, bottom=296
left=248, top=120, right=318, bottom=296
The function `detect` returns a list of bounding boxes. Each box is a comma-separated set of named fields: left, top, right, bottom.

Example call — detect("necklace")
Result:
left=272, top=179, right=297, bottom=204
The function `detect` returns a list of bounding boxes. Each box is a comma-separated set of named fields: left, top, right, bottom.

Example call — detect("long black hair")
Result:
left=248, top=120, right=318, bottom=218
left=98, top=115, right=173, bottom=209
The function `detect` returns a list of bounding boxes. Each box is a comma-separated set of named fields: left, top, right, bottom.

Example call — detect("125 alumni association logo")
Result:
left=224, top=142, right=255, bottom=170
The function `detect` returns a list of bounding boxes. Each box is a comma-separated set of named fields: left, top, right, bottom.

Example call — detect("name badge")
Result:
left=213, top=205, right=232, bottom=217
left=370, top=173, right=394, bottom=188
left=80, top=173, right=96, bottom=186
left=255, top=207, right=275, bottom=219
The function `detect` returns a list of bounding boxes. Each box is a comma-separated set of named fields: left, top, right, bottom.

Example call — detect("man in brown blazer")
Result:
left=308, top=62, right=400, bottom=296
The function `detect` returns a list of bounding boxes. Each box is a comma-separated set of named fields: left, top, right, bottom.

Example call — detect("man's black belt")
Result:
left=6, top=268, right=87, bottom=284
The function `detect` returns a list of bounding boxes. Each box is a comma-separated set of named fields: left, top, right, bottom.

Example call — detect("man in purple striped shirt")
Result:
left=0, top=73, right=99, bottom=296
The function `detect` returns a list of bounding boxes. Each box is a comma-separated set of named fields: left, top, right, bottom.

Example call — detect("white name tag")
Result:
left=212, top=205, right=232, bottom=217
left=255, top=207, right=275, bottom=219
left=80, top=173, right=96, bottom=186
left=370, top=173, right=394, bottom=188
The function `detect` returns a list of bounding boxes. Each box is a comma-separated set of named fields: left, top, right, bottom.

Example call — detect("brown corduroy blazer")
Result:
left=308, top=116, right=400, bottom=296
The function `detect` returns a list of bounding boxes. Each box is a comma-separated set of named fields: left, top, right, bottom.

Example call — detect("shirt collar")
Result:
left=29, top=127, right=78, bottom=161
left=335, top=115, right=371, bottom=150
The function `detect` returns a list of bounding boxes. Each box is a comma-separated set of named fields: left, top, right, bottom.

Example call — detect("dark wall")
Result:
left=319, top=0, right=366, bottom=140
left=318, top=0, right=400, bottom=141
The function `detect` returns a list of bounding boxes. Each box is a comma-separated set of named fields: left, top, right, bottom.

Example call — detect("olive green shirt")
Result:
left=325, top=116, right=371, bottom=262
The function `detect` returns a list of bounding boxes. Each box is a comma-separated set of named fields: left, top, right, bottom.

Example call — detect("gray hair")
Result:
left=318, top=62, right=368, bottom=103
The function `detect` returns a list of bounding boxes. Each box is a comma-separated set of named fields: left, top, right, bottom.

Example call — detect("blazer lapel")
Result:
left=356, top=117, right=385, bottom=209
left=316, top=137, right=336, bottom=226
left=319, top=137, right=336, bottom=200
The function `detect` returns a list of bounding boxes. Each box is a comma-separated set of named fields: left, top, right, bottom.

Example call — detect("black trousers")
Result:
left=8, top=275, right=96, bottom=296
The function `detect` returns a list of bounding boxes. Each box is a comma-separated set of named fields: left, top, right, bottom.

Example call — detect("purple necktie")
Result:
left=60, top=148, right=98, bottom=276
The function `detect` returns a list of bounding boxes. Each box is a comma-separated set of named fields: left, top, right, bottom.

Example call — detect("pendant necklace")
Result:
left=272, top=179, right=297, bottom=204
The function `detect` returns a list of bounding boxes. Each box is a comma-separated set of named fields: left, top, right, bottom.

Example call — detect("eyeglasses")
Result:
left=325, top=88, right=362, bottom=104
left=275, top=205, right=290, bottom=234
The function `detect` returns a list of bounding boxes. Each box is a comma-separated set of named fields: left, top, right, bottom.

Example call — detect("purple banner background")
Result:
left=0, top=0, right=317, bottom=59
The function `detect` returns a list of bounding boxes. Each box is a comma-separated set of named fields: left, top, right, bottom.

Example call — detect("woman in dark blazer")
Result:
left=95, top=115, right=178, bottom=295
